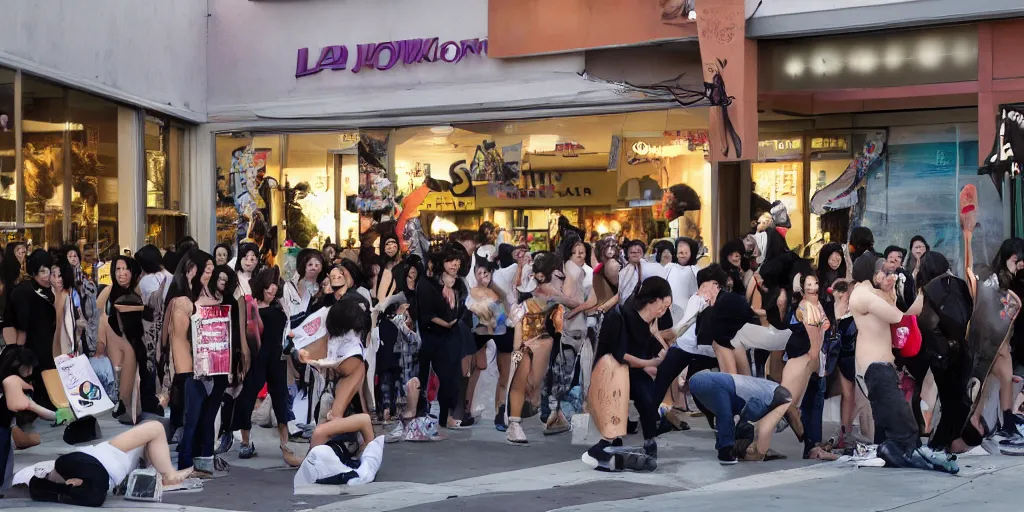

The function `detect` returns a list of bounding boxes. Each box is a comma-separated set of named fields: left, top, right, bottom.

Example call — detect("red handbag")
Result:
left=891, top=315, right=923, bottom=357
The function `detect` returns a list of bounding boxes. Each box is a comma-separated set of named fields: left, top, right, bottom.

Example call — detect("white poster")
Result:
left=55, top=354, right=115, bottom=418
left=293, top=307, right=329, bottom=350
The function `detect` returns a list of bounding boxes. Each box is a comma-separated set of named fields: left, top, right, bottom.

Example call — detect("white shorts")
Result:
left=731, top=324, right=791, bottom=352
left=76, top=442, right=143, bottom=491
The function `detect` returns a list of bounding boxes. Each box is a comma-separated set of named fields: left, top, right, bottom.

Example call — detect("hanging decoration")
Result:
left=809, top=132, right=888, bottom=214
left=356, top=132, right=395, bottom=214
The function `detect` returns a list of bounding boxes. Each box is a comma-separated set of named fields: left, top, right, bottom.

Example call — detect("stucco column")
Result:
left=117, top=106, right=144, bottom=253
left=187, top=125, right=216, bottom=248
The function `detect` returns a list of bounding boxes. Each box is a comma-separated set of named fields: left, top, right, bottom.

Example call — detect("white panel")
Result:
left=0, top=0, right=208, bottom=122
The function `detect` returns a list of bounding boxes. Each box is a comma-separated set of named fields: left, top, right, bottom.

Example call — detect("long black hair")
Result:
left=234, top=242, right=262, bottom=274
left=108, top=255, right=140, bottom=306
left=166, top=248, right=210, bottom=305
left=531, top=251, right=562, bottom=285
left=0, top=344, right=38, bottom=381
left=917, top=251, right=951, bottom=289
left=326, top=296, right=371, bottom=339
left=817, top=242, right=846, bottom=298
left=992, top=238, right=1022, bottom=290
left=188, top=251, right=216, bottom=302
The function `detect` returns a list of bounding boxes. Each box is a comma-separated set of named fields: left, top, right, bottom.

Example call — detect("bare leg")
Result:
left=527, top=338, right=552, bottom=405
left=995, top=347, right=1014, bottom=413
left=12, top=426, right=40, bottom=449
left=508, top=353, right=532, bottom=418
left=277, top=422, right=301, bottom=467
left=105, top=327, right=137, bottom=406
left=466, top=347, right=487, bottom=413
left=330, top=358, right=367, bottom=420
left=714, top=343, right=737, bottom=375
left=751, top=403, right=790, bottom=458
left=495, top=353, right=511, bottom=414
left=404, top=378, right=420, bottom=419
left=108, top=421, right=193, bottom=484
left=840, top=375, right=855, bottom=435
left=768, top=351, right=785, bottom=383
left=311, top=413, right=374, bottom=450
left=780, top=355, right=812, bottom=439
left=732, top=345, right=752, bottom=376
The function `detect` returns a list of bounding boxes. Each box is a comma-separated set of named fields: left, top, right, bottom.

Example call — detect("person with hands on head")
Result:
left=2, top=346, right=56, bottom=494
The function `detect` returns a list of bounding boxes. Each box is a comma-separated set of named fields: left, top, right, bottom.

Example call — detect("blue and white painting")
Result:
left=860, top=124, right=1002, bottom=275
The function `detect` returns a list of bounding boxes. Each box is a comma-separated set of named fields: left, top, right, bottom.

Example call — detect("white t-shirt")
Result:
left=675, top=294, right=714, bottom=357
left=617, top=260, right=665, bottom=305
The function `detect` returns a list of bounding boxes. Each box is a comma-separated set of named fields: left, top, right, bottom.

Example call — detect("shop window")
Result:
left=0, top=67, right=14, bottom=227
left=144, top=114, right=186, bottom=247
left=215, top=133, right=282, bottom=266
left=21, top=77, right=119, bottom=267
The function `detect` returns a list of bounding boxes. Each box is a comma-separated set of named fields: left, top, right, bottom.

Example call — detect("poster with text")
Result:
left=191, top=305, right=232, bottom=377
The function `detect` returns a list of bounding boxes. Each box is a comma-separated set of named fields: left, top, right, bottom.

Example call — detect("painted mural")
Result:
left=859, top=124, right=1002, bottom=274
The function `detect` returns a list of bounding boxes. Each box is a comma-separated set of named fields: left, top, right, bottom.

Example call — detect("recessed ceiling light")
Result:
left=430, top=125, right=454, bottom=135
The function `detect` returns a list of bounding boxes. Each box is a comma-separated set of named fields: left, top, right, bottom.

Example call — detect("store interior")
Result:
left=215, top=108, right=714, bottom=257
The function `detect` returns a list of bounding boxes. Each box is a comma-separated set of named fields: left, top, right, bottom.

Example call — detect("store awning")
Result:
left=206, top=75, right=684, bottom=131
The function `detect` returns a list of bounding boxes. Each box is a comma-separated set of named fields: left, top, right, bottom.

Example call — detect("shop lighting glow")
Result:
left=809, top=47, right=843, bottom=76
left=431, top=216, right=458, bottom=234
left=430, top=125, right=454, bottom=135
left=883, top=44, right=905, bottom=71
left=783, top=56, right=804, bottom=78
left=950, top=37, right=975, bottom=66
left=915, top=37, right=944, bottom=69
left=847, top=47, right=878, bottom=74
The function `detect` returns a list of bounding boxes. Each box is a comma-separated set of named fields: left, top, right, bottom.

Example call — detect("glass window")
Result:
left=144, top=115, right=186, bottom=247
left=66, top=89, right=119, bottom=264
left=0, top=67, right=14, bottom=227
left=145, top=115, right=167, bottom=209
left=22, top=76, right=119, bottom=268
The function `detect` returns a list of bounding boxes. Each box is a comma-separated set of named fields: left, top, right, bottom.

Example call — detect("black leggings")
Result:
left=231, top=340, right=291, bottom=432
left=418, top=327, right=462, bottom=426
left=629, top=368, right=659, bottom=441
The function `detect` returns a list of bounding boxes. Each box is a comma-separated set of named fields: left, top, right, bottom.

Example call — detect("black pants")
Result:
left=928, top=358, right=971, bottom=450
left=219, top=394, right=235, bottom=437
left=864, top=363, right=920, bottom=454
left=232, top=339, right=291, bottom=432
left=629, top=368, right=659, bottom=441
left=169, top=373, right=188, bottom=432
left=654, top=347, right=718, bottom=421
left=418, top=327, right=461, bottom=426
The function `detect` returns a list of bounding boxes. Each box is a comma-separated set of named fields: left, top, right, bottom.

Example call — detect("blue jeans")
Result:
left=688, top=371, right=745, bottom=450
left=178, top=374, right=227, bottom=470
left=801, top=374, right=825, bottom=455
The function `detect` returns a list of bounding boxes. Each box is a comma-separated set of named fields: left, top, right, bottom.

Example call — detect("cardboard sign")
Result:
left=192, top=305, right=232, bottom=377
left=54, top=354, right=115, bottom=418
left=293, top=307, right=329, bottom=350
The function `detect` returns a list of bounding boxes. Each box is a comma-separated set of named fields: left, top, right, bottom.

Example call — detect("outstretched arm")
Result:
left=3, top=375, right=56, bottom=421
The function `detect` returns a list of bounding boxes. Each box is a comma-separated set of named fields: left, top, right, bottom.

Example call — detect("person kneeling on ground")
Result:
left=28, top=420, right=192, bottom=508
left=688, top=370, right=794, bottom=464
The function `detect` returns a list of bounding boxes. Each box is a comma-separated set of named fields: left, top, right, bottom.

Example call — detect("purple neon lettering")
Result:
left=421, top=37, right=440, bottom=63
left=476, top=39, right=488, bottom=55
left=440, top=40, right=462, bottom=63
left=460, top=39, right=480, bottom=59
left=374, top=41, right=400, bottom=71
left=315, top=45, right=348, bottom=72
left=402, top=39, right=427, bottom=64
left=352, top=43, right=377, bottom=73
left=296, top=48, right=315, bottom=77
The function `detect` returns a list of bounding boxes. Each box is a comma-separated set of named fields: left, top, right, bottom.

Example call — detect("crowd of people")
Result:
left=1, top=203, right=1023, bottom=505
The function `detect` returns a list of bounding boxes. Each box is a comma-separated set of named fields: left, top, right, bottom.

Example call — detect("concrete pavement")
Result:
left=7, top=409, right=1023, bottom=512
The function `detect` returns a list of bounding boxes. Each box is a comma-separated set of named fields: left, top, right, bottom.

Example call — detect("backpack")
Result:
left=920, top=275, right=972, bottom=369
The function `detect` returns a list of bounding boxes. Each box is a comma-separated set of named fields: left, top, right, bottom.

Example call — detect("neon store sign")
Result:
left=296, top=37, right=488, bottom=77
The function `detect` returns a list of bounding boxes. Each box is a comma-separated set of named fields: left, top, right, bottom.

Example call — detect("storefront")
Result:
left=0, top=65, right=193, bottom=280
left=212, top=108, right=713, bottom=256
left=756, top=23, right=1005, bottom=267
left=202, top=0, right=715, bottom=259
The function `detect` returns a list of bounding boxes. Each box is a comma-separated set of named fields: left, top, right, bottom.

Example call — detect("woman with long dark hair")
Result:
left=1, top=346, right=55, bottom=495
left=98, top=255, right=161, bottom=422
left=59, top=245, right=99, bottom=356
left=906, top=235, right=930, bottom=279
left=230, top=266, right=301, bottom=466
left=374, top=232, right=402, bottom=305
left=212, top=264, right=250, bottom=456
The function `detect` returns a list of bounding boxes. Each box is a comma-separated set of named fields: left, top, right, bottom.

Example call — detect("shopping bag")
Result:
left=54, top=354, right=115, bottom=418
left=41, top=369, right=71, bottom=410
